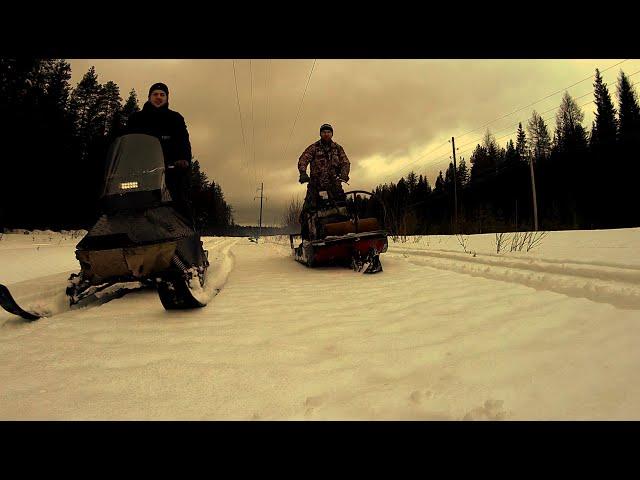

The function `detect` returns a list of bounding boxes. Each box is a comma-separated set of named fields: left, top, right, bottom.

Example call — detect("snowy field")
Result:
left=1, top=228, right=639, bottom=420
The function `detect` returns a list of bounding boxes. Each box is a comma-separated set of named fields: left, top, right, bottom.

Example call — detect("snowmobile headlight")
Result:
left=120, top=181, right=139, bottom=190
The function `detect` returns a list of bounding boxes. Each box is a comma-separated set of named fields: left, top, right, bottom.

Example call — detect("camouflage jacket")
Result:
left=298, top=140, right=350, bottom=187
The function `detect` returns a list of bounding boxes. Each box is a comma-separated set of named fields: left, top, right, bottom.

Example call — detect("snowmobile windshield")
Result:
left=101, top=134, right=171, bottom=201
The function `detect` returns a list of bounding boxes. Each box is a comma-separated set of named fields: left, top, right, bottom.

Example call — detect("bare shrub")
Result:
left=495, top=232, right=511, bottom=254
left=526, top=231, right=548, bottom=252
left=281, top=195, right=303, bottom=232
left=456, top=234, right=470, bottom=254
left=510, top=231, right=548, bottom=252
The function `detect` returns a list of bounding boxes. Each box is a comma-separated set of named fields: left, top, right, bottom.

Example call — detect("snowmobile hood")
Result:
left=101, top=134, right=172, bottom=203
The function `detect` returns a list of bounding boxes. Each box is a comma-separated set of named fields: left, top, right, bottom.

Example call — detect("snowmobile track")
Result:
left=390, top=247, right=640, bottom=310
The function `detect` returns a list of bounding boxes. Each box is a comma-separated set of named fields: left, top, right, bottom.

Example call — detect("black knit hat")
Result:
left=320, top=123, right=333, bottom=134
left=148, top=82, right=169, bottom=97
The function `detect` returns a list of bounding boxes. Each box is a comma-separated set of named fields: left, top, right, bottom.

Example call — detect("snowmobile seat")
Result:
left=324, top=217, right=380, bottom=236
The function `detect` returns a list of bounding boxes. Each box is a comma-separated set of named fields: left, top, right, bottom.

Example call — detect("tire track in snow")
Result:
left=391, top=247, right=640, bottom=283
left=389, top=248, right=640, bottom=310
left=394, top=246, right=640, bottom=272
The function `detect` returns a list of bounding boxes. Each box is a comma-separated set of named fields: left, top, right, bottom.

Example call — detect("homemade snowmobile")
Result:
left=1, top=133, right=211, bottom=321
left=290, top=183, right=388, bottom=274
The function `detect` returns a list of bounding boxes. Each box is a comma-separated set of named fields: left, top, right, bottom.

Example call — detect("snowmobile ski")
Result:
left=0, top=284, right=42, bottom=321
left=0, top=280, right=146, bottom=322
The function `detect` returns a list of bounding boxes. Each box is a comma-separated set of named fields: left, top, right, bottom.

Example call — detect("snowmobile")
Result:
left=1, top=133, right=211, bottom=321
left=289, top=180, right=388, bottom=274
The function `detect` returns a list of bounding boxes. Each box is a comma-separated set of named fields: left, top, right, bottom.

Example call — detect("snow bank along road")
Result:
left=1, top=231, right=639, bottom=420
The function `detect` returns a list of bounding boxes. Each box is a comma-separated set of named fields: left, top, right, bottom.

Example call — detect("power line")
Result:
left=453, top=78, right=640, bottom=161
left=263, top=59, right=272, bottom=182
left=412, top=69, right=640, bottom=176
left=281, top=59, right=317, bottom=162
left=250, top=59, right=257, bottom=186
left=374, top=67, right=640, bottom=222
left=232, top=60, right=248, bottom=171
left=454, top=69, right=640, bottom=153
left=380, top=59, right=633, bottom=187
left=381, top=139, right=451, bottom=183
left=454, top=59, right=629, bottom=142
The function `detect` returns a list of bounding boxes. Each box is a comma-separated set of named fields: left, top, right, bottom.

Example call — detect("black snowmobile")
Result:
left=289, top=179, right=388, bottom=274
left=1, top=133, right=211, bottom=320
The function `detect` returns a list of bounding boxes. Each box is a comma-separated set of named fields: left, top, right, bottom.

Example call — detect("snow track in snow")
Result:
left=188, top=237, right=238, bottom=304
left=2, top=231, right=640, bottom=420
left=389, top=247, right=640, bottom=310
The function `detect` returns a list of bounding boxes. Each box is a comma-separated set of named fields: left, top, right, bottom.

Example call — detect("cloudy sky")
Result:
left=69, top=59, right=639, bottom=225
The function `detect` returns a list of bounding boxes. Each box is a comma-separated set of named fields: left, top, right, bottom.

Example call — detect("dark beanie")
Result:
left=320, top=123, right=333, bottom=133
left=149, top=82, right=169, bottom=97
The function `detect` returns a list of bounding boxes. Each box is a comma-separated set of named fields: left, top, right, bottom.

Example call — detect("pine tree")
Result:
left=396, top=177, right=409, bottom=205
left=406, top=171, right=418, bottom=195
left=616, top=70, right=640, bottom=146
left=41, top=60, right=72, bottom=112
left=414, top=174, right=432, bottom=199
left=554, top=91, right=588, bottom=153
left=116, top=89, right=140, bottom=134
left=444, top=162, right=455, bottom=191
left=504, top=139, right=518, bottom=165
left=590, top=68, right=618, bottom=150
left=39, top=60, right=76, bottom=227
left=457, top=158, right=469, bottom=188
left=98, top=80, right=122, bottom=138
left=469, top=144, right=490, bottom=180
left=69, top=66, right=103, bottom=160
left=516, top=122, right=527, bottom=160
left=482, top=129, right=500, bottom=165
left=0, top=59, right=48, bottom=228
left=434, top=171, right=445, bottom=194
left=190, top=160, right=208, bottom=192
left=527, top=110, right=552, bottom=160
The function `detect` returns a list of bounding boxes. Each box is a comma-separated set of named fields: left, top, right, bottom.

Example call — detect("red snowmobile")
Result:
left=289, top=180, right=388, bottom=274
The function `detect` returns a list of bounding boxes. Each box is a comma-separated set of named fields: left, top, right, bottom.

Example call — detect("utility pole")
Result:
left=254, top=182, right=265, bottom=243
left=450, top=137, right=459, bottom=233
left=529, top=154, right=539, bottom=231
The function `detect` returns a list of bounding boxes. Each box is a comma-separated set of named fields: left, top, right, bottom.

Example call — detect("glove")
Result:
left=339, top=175, right=349, bottom=183
left=299, top=172, right=310, bottom=184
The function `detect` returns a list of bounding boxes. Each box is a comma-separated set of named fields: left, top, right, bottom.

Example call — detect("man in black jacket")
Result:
left=126, top=82, right=194, bottom=223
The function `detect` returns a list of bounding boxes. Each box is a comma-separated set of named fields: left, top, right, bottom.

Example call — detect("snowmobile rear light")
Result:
left=120, top=182, right=139, bottom=190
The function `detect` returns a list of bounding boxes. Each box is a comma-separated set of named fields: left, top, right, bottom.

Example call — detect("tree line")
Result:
left=371, top=69, right=640, bottom=235
left=0, top=59, right=233, bottom=232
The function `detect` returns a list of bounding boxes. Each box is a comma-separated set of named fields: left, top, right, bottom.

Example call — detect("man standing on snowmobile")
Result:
left=125, top=83, right=194, bottom=224
left=297, top=123, right=351, bottom=239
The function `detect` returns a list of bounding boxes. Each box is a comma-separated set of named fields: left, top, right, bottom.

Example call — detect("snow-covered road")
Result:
left=1, top=230, right=639, bottom=420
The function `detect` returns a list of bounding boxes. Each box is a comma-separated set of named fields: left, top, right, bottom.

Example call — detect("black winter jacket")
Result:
left=125, top=101, right=192, bottom=167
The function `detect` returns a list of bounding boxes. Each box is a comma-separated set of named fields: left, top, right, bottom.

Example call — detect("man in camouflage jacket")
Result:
left=297, top=124, right=350, bottom=239
left=298, top=123, right=350, bottom=211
